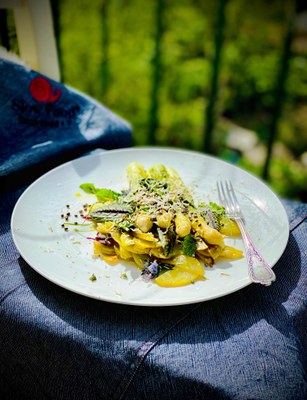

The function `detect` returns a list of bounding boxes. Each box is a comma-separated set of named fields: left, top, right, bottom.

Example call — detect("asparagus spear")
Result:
left=126, top=162, right=147, bottom=191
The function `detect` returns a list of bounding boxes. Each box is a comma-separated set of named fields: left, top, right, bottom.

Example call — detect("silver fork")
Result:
left=217, top=181, right=276, bottom=286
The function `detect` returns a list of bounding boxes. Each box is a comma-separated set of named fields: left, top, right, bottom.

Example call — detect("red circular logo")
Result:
left=29, top=77, right=62, bottom=103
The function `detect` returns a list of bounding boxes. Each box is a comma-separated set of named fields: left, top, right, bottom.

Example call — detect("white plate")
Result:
left=11, top=147, right=289, bottom=306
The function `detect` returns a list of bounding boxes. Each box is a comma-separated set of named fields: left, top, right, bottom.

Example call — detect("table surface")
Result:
left=1, top=184, right=306, bottom=400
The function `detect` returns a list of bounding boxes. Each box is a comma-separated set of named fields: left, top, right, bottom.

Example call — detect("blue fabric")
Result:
left=0, top=183, right=306, bottom=399
left=0, top=58, right=132, bottom=180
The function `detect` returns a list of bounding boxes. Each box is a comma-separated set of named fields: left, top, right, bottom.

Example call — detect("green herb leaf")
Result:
left=182, top=234, right=196, bottom=257
left=80, top=183, right=121, bottom=201
left=208, top=202, right=225, bottom=215
left=95, top=188, right=121, bottom=201
left=89, top=203, right=133, bottom=222
left=79, top=183, right=96, bottom=194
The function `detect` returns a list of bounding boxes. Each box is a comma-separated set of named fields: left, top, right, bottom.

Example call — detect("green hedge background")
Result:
left=5, top=0, right=307, bottom=200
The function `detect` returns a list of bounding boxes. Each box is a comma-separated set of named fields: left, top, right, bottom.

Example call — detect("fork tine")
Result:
left=223, top=180, right=245, bottom=223
left=227, top=181, right=239, bottom=214
left=221, top=182, right=230, bottom=211
left=217, top=181, right=226, bottom=210
left=225, top=180, right=236, bottom=214
left=217, top=181, right=230, bottom=212
left=217, top=181, right=223, bottom=205
left=217, top=181, right=241, bottom=219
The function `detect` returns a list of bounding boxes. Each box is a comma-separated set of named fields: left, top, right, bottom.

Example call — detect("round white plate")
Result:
left=11, top=147, right=289, bottom=306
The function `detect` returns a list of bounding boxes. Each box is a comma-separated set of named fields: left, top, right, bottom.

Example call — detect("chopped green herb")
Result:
left=89, top=273, right=97, bottom=281
left=208, top=202, right=225, bottom=215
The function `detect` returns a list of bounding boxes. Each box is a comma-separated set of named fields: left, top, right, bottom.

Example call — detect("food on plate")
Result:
left=79, top=163, right=243, bottom=287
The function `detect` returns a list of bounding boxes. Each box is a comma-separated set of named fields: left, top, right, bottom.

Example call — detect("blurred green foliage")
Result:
left=57, top=0, right=307, bottom=201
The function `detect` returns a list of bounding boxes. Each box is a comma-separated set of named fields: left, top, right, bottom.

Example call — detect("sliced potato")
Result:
left=220, top=218, right=241, bottom=236
left=219, top=245, right=243, bottom=260
left=168, top=255, right=204, bottom=277
left=97, top=221, right=115, bottom=234
left=102, top=255, right=119, bottom=264
left=93, top=240, right=116, bottom=257
left=133, top=230, right=157, bottom=242
left=115, top=245, right=133, bottom=260
left=155, top=269, right=201, bottom=287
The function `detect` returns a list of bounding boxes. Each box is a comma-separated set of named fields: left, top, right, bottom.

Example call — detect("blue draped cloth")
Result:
left=0, top=58, right=132, bottom=189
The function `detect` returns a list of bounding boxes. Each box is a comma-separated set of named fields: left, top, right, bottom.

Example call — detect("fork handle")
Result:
left=236, top=219, right=276, bottom=286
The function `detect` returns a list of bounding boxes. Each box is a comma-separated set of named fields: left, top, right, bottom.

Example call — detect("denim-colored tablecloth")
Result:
left=0, top=181, right=306, bottom=399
